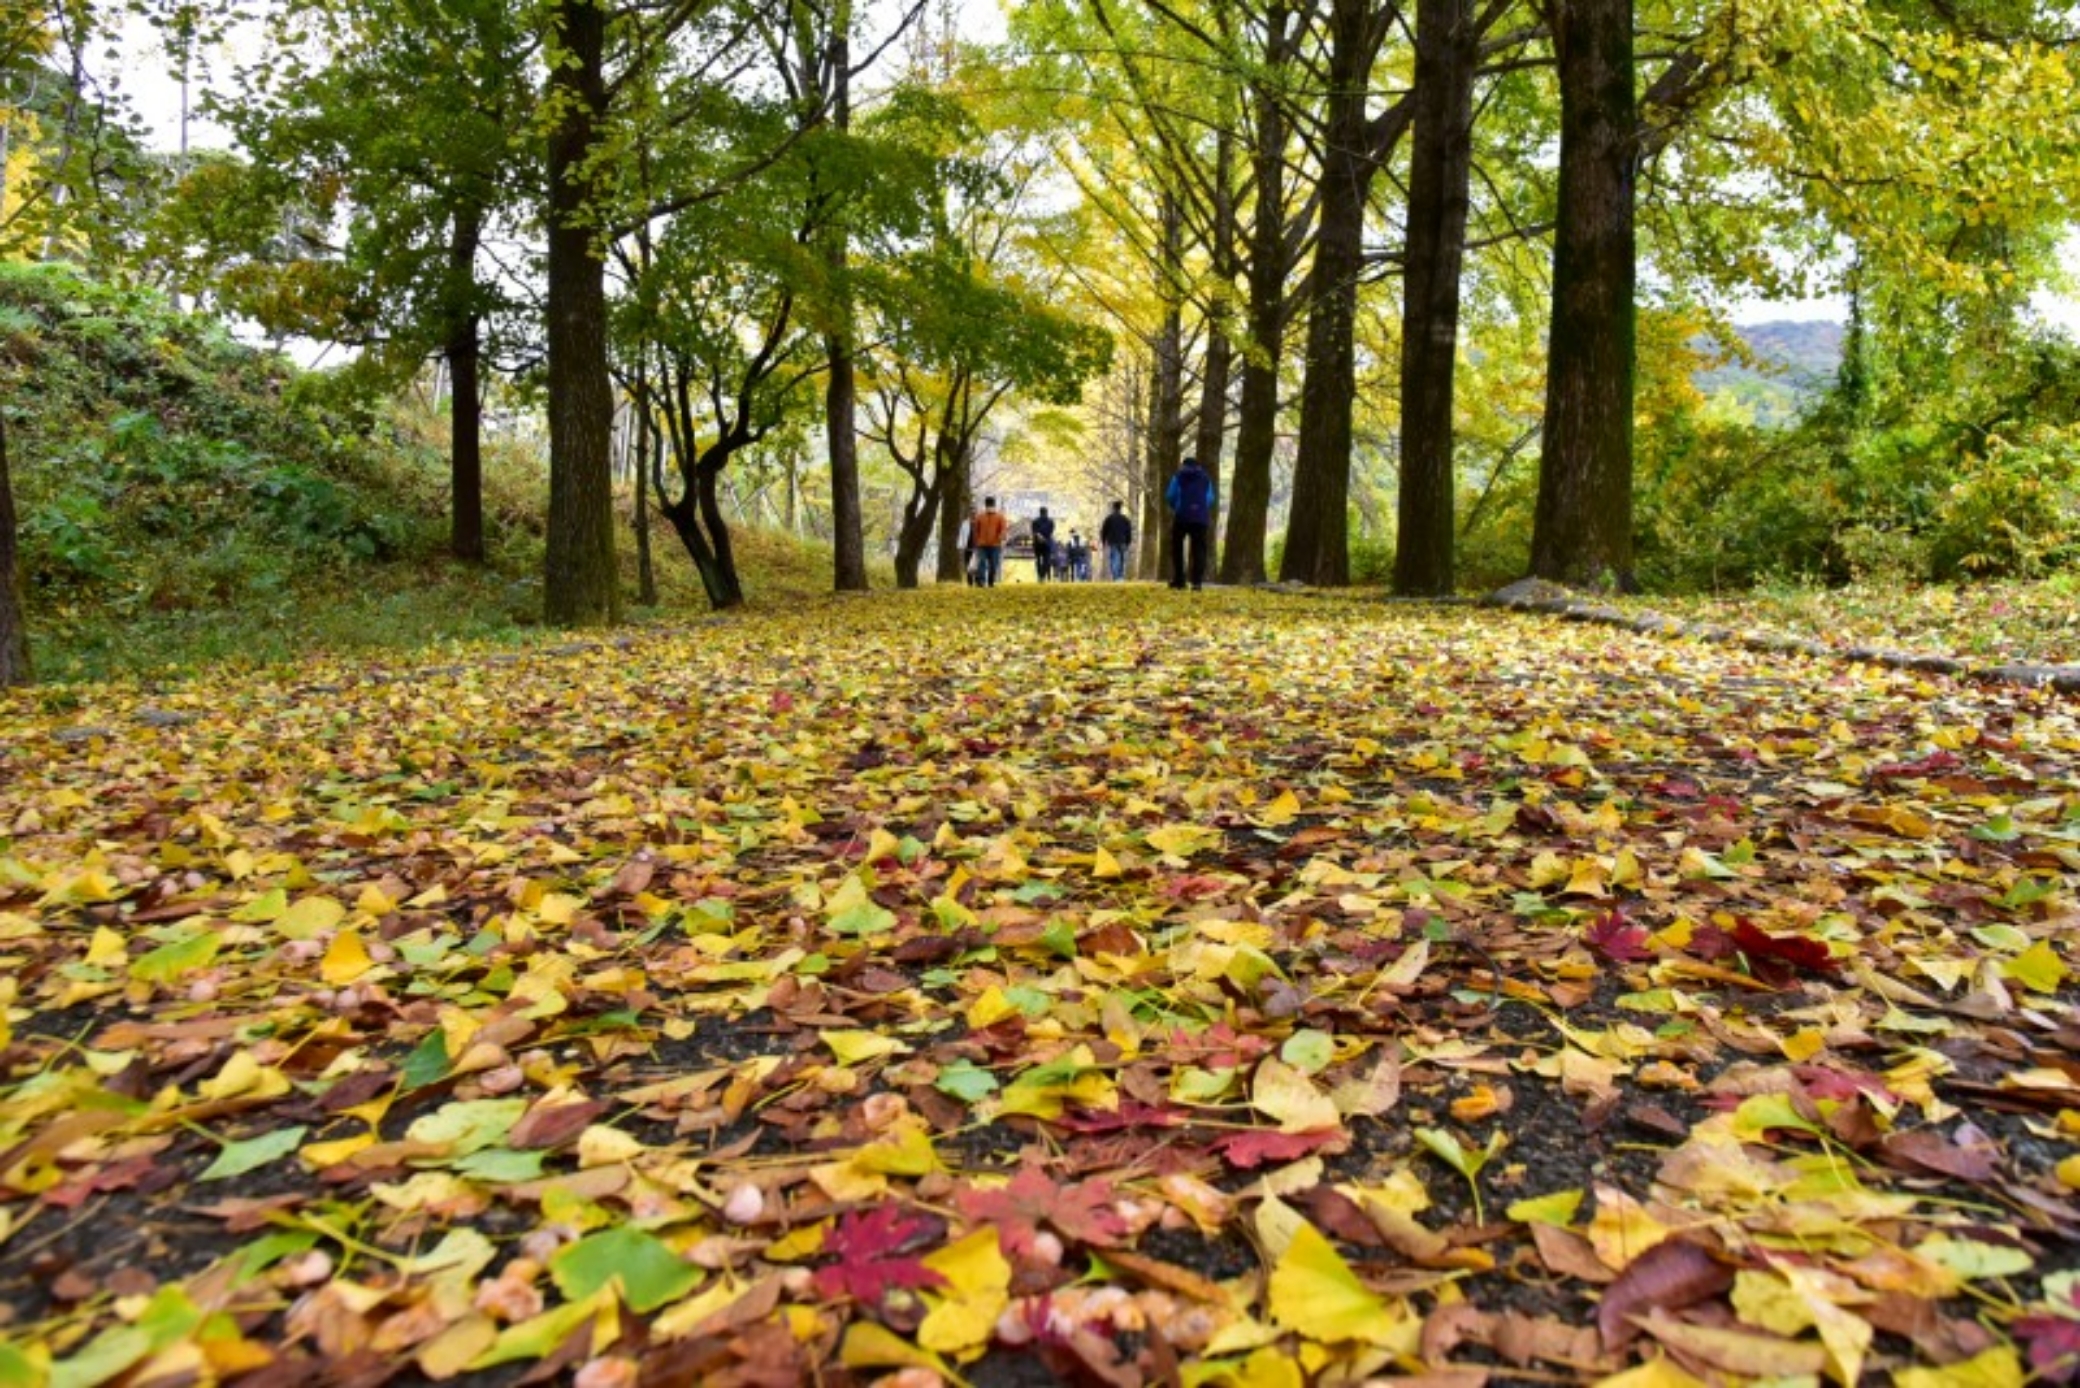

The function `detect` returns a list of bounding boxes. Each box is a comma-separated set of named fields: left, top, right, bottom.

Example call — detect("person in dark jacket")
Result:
left=1164, top=457, right=1216, bottom=590
left=1099, top=502, right=1133, bottom=581
left=1031, top=507, right=1058, bottom=583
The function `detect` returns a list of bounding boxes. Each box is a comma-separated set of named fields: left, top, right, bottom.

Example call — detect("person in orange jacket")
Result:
left=969, top=497, right=1010, bottom=587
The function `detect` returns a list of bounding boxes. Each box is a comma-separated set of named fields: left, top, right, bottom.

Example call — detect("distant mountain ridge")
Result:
left=1694, top=319, right=1845, bottom=424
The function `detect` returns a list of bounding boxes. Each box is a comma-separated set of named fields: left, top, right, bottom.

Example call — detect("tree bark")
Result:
left=447, top=202, right=485, bottom=563
left=935, top=443, right=970, bottom=582
left=1281, top=0, right=1391, bottom=588
left=1192, top=128, right=1237, bottom=580
left=0, top=411, right=29, bottom=687
left=1143, top=194, right=1187, bottom=581
left=1219, top=0, right=1293, bottom=586
left=1530, top=0, right=1637, bottom=589
left=1392, top=0, right=1478, bottom=595
left=634, top=359, right=658, bottom=606
left=542, top=0, right=621, bottom=625
left=827, top=339, right=866, bottom=588
left=821, top=2, right=867, bottom=592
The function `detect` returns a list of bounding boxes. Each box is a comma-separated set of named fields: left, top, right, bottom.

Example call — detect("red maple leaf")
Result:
left=809, top=1206, right=947, bottom=1304
left=2015, top=1308, right=2080, bottom=1384
left=1211, top=1128, right=1345, bottom=1170
left=1730, top=919, right=1839, bottom=984
left=1871, top=750, right=1962, bottom=781
left=955, top=1168, right=1128, bottom=1257
left=1055, top=1100, right=1188, bottom=1134
left=1583, top=909, right=1651, bottom=964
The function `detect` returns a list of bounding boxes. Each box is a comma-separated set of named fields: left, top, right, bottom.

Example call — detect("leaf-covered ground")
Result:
left=1612, top=580, right=2080, bottom=669
left=2, top=587, right=2077, bottom=1387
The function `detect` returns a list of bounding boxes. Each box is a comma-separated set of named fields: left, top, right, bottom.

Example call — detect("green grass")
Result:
left=1613, top=575, right=2080, bottom=667
left=3, top=261, right=897, bottom=686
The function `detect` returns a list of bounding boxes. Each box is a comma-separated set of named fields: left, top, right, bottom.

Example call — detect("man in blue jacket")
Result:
left=1164, top=456, right=1215, bottom=590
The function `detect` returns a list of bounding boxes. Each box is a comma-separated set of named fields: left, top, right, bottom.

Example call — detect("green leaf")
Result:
left=199, top=1126, right=308, bottom=1182
left=549, top=1226, right=701, bottom=1313
left=453, top=1147, right=548, bottom=1183
left=1039, top=918, right=1078, bottom=959
left=933, top=1059, right=997, bottom=1104
left=405, top=1099, right=526, bottom=1156
left=131, top=929, right=220, bottom=984
left=830, top=901, right=897, bottom=936
left=1279, top=1029, right=1335, bottom=1075
left=400, top=1031, right=450, bottom=1090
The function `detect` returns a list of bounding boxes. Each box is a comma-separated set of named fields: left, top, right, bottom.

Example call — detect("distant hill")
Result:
left=1694, top=319, right=1845, bottom=426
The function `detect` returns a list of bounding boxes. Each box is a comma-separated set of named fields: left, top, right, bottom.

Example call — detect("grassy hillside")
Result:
left=0, top=263, right=852, bottom=684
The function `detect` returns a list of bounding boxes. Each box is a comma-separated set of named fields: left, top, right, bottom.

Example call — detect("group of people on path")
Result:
left=958, top=456, right=1217, bottom=590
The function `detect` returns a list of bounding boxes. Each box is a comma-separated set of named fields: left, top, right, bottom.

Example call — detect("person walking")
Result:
left=1165, top=456, right=1215, bottom=590
left=1068, top=531, right=1091, bottom=582
left=1100, top=502, right=1133, bottom=581
left=1031, top=507, right=1058, bottom=583
left=970, top=497, right=1009, bottom=587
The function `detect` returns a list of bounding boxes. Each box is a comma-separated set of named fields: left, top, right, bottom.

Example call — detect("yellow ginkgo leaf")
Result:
left=1254, top=789, right=1301, bottom=827
left=1251, top=1057, right=1340, bottom=1133
left=321, top=928, right=373, bottom=985
left=823, top=1030, right=907, bottom=1065
left=1145, top=822, right=1220, bottom=858
left=1591, top=1359, right=1710, bottom=1388
left=1267, top=1222, right=1409, bottom=1347
left=917, top=1228, right=1011, bottom=1355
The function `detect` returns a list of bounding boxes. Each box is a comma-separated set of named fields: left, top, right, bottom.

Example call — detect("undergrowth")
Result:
left=1, top=262, right=869, bottom=684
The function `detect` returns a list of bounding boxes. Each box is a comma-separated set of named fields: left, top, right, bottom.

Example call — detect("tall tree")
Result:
left=0, top=411, right=27, bottom=688
left=227, top=0, right=528, bottom=566
left=784, top=0, right=872, bottom=592
left=1279, top=0, right=1412, bottom=586
left=1529, top=0, right=1635, bottom=588
left=1221, top=0, right=1306, bottom=584
left=1392, top=0, right=1481, bottom=594
left=543, top=0, right=620, bottom=624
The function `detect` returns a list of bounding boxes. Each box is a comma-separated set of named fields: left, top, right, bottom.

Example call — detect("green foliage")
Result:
left=1632, top=321, right=2080, bottom=591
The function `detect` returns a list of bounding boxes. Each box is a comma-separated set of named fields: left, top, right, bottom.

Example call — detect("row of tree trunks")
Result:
left=542, top=0, right=620, bottom=626
left=1392, top=0, right=1478, bottom=595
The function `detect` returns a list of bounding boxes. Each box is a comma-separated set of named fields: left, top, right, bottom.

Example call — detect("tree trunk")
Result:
left=1193, top=128, right=1237, bottom=581
left=823, top=6, right=867, bottom=593
left=1530, top=0, right=1636, bottom=590
left=634, top=362, right=658, bottom=606
left=892, top=476, right=941, bottom=589
left=827, top=340, right=866, bottom=589
left=935, top=444, right=970, bottom=582
left=697, top=465, right=745, bottom=608
left=0, top=411, right=30, bottom=687
left=1220, top=0, right=1292, bottom=586
left=1143, top=195, right=1187, bottom=581
left=542, top=0, right=621, bottom=625
left=1281, top=0, right=1382, bottom=588
left=447, top=202, right=485, bottom=564
left=1393, top=0, right=1478, bottom=596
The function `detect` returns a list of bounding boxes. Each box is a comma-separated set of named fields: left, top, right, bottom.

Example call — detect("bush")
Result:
left=1928, top=426, right=2080, bottom=579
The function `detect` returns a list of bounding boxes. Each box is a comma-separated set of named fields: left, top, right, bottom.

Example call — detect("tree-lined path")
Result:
left=2, top=588, right=2077, bottom=1384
